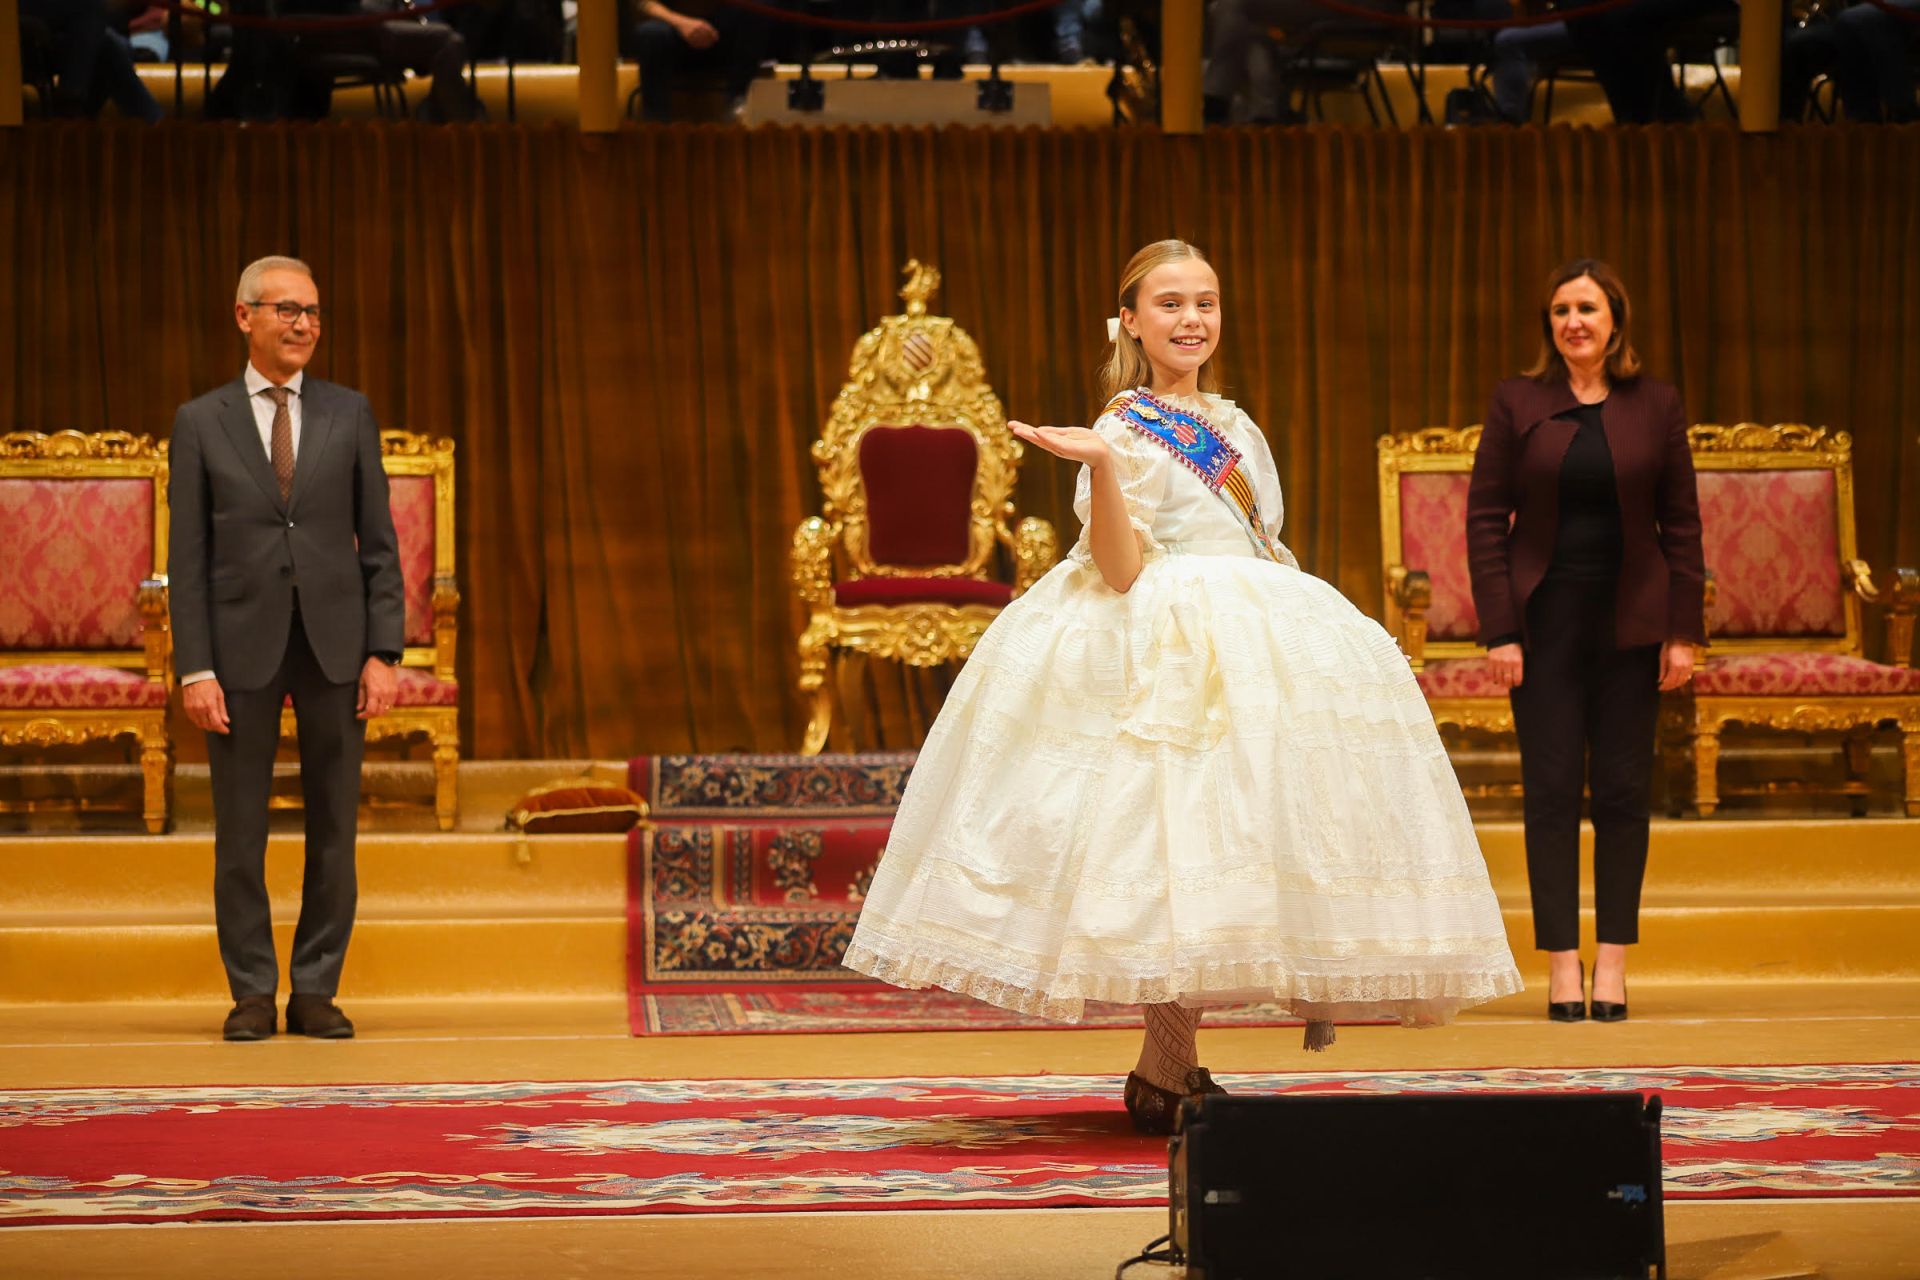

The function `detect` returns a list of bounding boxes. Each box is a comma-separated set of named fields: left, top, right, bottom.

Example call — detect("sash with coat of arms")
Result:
left=1103, top=389, right=1287, bottom=565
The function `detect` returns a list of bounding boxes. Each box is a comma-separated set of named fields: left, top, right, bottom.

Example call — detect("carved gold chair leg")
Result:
left=1903, top=725, right=1920, bottom=818
left=802, top=681, right=834, bottom=757
left=797, top=619, right=835, bottom=756
left=139, top=724, right=172, bottom=834
left=432, top=735, right=459, bottom=832
left=1691, top=724, right=1722, bottom=817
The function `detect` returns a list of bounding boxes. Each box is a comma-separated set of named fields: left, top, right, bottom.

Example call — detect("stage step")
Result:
left=2, top=820, right=1913, bottom=1003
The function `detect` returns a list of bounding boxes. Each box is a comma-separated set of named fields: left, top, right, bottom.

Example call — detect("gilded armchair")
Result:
left=0, top=431, right=173, bottom=831
left=792, top=261, right=1058, bottom=755
left=278, top=431, right=461, bottom=828
left=1684, top=424, right=1919, bottom=816
left=1376, top=428, right=1519, bottom=767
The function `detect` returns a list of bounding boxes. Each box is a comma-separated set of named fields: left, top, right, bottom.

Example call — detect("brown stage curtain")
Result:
left=3, top=123, right=1916, bottom=759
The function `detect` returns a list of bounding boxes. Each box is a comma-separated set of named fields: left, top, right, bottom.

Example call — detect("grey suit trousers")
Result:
left=211, top=605, right=366, bottom=999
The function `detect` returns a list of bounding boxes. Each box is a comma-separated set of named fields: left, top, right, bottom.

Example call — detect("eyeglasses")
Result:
left=248, top=300, right=324, bottom=326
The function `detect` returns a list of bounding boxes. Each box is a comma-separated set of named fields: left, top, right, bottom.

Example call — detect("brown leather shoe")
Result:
left=285, top=994, right=355, bottom=1039
left=222, top=994, right=277, bottom=1041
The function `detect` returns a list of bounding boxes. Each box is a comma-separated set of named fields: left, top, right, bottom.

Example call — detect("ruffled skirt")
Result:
left=842, top=540, right=1522, bottom=1025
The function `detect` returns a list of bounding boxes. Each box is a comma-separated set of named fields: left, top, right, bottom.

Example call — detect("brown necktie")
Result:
left=264, top=385, right=294, bottom=502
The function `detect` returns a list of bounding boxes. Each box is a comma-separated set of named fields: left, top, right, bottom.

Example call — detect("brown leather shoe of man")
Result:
left=285, top=994, right=355, bottom=1039
left=221, top=994, right=277, bottom=1042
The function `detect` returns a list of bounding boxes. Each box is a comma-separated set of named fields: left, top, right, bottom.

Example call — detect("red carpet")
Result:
left=4, top=1064, right=1914, bottom=1225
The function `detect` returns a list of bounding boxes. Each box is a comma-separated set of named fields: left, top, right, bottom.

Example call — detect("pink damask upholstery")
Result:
left=387, top=474, right=436, bottom=647
left=859, top=426, right=977, bottom=567
left=1415, top=657, right=1506, bottom=700
left=1398, top=473, right=1478, bottom=641
left=0, top=478, right=152, bottom=649
left=1697, top=470, right=1846, bottom=638
left=0, top=663, right=167, bottom=710
left=1693, top=652, right=1920, bottom=698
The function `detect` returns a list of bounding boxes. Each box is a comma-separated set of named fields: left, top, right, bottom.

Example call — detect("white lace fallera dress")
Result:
left=842, top=392, right=1521, bottom=1025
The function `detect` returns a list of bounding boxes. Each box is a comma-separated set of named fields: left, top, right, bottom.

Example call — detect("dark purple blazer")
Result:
left=1466, top=374, right=1706, bottom=651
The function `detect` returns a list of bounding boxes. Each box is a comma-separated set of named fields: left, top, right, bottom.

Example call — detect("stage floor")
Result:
left=5, top=983, right=1917, bottom=1278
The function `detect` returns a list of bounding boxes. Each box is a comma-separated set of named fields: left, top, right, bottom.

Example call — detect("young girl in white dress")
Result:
left=842, top=240, right=1520, bottom=1134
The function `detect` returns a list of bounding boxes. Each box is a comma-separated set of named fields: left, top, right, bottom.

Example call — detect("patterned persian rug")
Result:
left=623, top=753, right=1347, bottom=1037
left=4, top=1064, right=1915, bottom=1225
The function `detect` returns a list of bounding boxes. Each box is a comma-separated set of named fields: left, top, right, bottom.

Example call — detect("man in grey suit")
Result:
left=169, top=255, right=404, bottom=1042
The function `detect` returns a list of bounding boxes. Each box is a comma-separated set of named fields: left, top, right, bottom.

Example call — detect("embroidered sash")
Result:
left=1105, top=389, right=1283, bottom=564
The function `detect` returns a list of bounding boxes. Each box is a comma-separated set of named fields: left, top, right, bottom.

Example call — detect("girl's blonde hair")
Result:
left=1097, top=240, right=1222, bottom=405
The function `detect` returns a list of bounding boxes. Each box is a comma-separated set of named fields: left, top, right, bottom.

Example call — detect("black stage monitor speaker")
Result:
left=1168, top=1091, right=1664, bottom=1280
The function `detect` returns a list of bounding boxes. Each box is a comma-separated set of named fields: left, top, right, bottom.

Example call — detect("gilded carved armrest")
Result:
left=138, top=578, right=171, bottom=682
left=1387, top=565, right=1432, bottom=666
left=1009, top=516, right=1058, bottom=596
left=791, top=517, right=837, bottom=608
left=432, top=573, right=461, bottom=682
left=1851, top=559, right=1918, bottom=669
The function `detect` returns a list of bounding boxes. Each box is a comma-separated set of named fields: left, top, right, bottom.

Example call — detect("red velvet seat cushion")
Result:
left=0, top=663, right=167, bottom=710
left=1692, top=652, right=1920, bottom=697
left=279, top=666, right=458, bottom=708
left=858, top=425, right=977, bottom=567
left=833, top=577, right=1013, bottom=608
left=1414, top=657, right=1507, bottom=700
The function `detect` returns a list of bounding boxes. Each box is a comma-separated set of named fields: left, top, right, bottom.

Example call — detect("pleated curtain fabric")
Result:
left=3, top=123, right=1916, bottom=759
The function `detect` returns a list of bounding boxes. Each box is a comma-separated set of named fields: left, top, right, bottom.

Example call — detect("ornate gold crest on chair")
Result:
left=0, top=431, right=173, bottom=831
left=791, top=261, right=1058, bottom=755
left=1683, top=424, right=1918, bottom=816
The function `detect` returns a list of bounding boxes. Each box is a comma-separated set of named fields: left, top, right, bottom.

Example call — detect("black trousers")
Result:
left=1509, top=576, right=1661, bottom=952
left=208, top=608, right=366, bottom=1000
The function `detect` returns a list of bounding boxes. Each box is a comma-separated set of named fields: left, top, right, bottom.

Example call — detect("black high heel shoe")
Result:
left=1548, top=961, right=1587, bottom=1023
left=1123, top=1067, right=1229, bottom=1136
left=1590, top=974, right=1629, bottom=1023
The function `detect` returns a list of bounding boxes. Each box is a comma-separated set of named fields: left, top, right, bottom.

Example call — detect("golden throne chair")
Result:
left=279, top=431, right=461, bottom=829
left=1684, top=424, right=1918, bottom=816
left=791, top=261, right=1058, bottom=755
left=1376, top=428, right=1518, bottom=779
left=0, top=431, right=173, bottom=831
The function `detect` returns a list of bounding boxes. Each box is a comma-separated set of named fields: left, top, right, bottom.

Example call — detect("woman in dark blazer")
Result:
left=1467, top=258, right=1705, bottom=1024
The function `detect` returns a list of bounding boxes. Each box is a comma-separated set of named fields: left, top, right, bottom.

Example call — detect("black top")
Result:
left=1486, top=399, right=1622, bottom=650
left=1548, top=400, right=1623, bottom=583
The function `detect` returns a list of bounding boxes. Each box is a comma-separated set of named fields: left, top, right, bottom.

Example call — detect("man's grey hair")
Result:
left=235, top=255, right=314, bottom=307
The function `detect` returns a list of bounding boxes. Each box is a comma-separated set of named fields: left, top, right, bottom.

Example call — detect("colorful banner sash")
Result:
left=1106, top=389, right=1284, bottom=564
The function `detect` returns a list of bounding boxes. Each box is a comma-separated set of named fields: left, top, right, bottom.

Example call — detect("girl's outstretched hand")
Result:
left=1010, top=420, right=1111, bottom=468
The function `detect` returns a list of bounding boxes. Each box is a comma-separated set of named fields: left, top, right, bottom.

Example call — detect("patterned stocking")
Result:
left=1133, top=1002, right=1202, bottom=1093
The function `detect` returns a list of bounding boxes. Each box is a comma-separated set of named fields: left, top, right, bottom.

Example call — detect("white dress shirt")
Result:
left=180, top=366, right=307, bottom=689
left=244, top=362, right=305, bottom=461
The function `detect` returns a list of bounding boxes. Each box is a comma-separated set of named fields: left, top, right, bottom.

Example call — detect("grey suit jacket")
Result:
left=168, top=376, right=406, bottom=692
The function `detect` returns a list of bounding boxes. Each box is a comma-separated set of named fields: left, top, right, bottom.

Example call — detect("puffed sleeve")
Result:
left=1229, top=408, right=1301, bottom=571
left=1067, top=412, right=1171, bottom=568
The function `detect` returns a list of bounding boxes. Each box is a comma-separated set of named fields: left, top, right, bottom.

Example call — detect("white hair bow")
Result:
left=1106, top=316, right=1121, bottom=343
